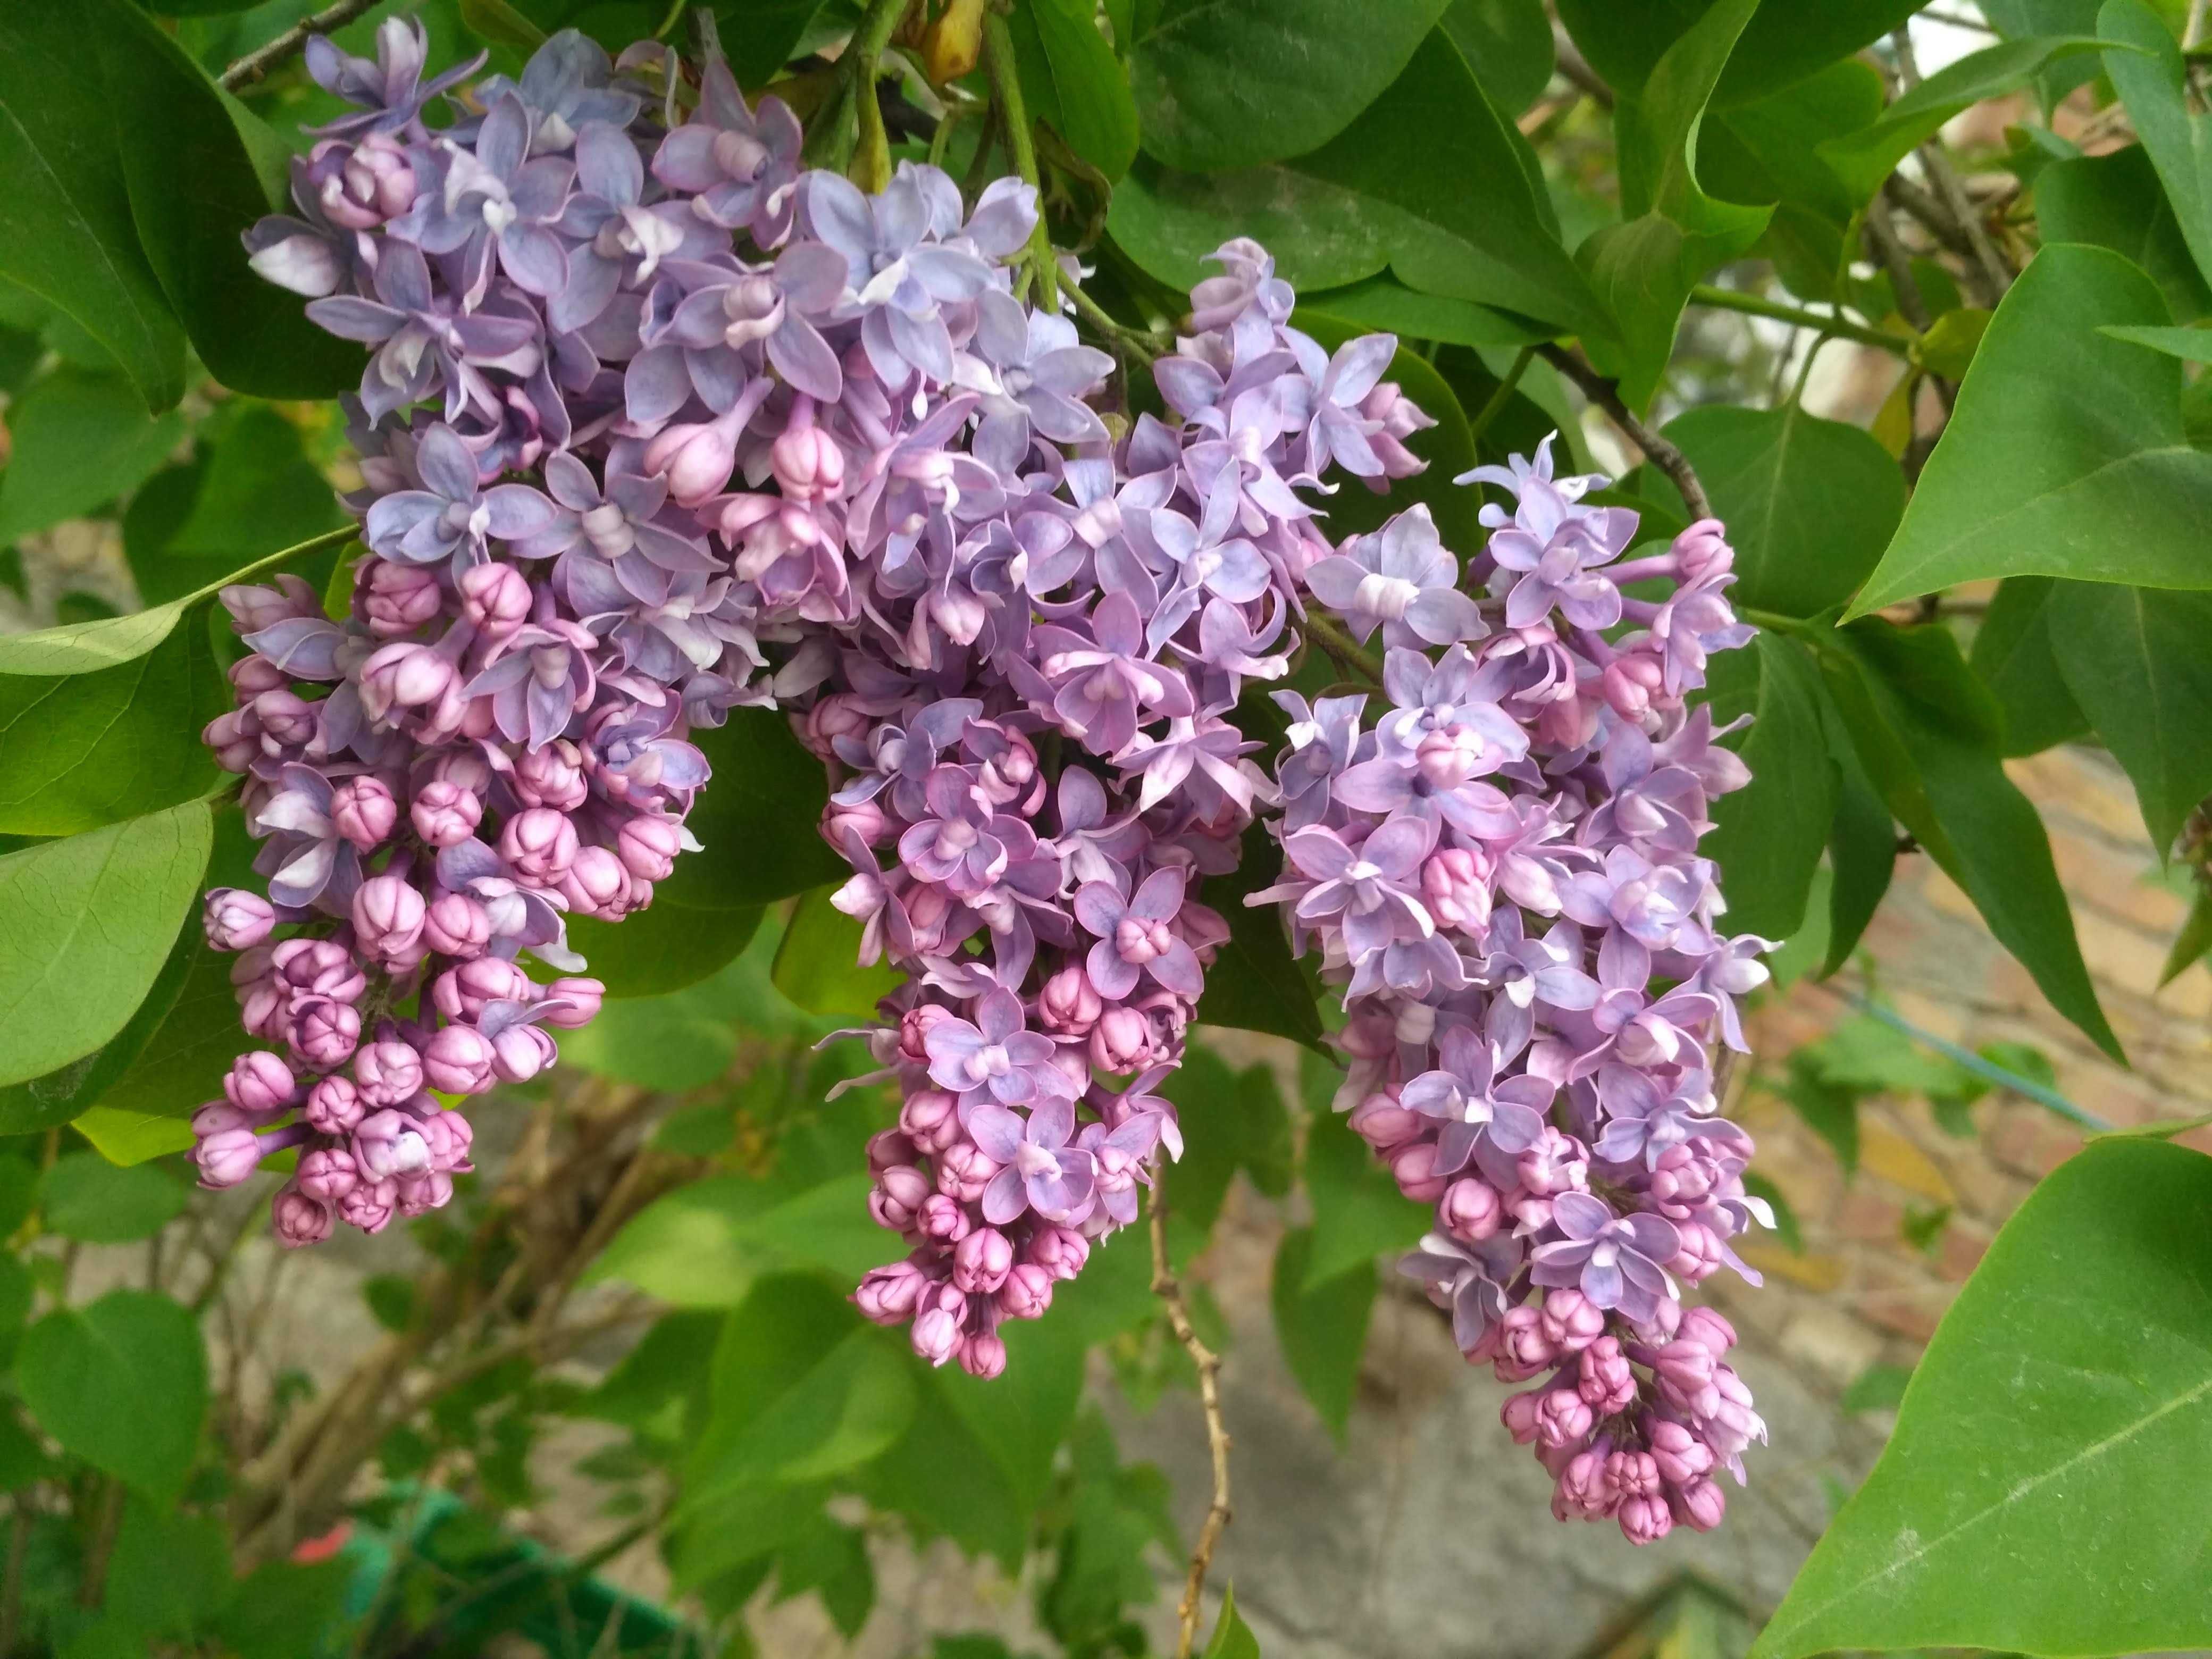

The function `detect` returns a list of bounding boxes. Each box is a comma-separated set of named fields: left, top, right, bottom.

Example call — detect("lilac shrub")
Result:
left=205, top=16, right=1770, bottom=1538
left=1258, top=444, right=1769, bottom=1541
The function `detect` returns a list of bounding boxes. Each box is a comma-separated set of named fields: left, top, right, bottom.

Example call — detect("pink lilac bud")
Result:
left=643, top=407, right=744, bottom=505
left=514, top=741, right=589, bottom=810
left=1349, top=1091, right=1423, bottom=1150
left=196, top=1127, right=272, bottom=1189
left=1540, top=1289, right=1607, bottom=1354
left=434, top=957, right=532, bottom=1021
left=272, top=1185, right=336, bottom=1248
left=1036, top=965, right=1103, bottom=1035
left=192, top=1102, right=253, bottom=1138
left=541, top=978, right=605, bottom=1028
left=338, top=1179, right=397, bottom=1235
left=1553, top=1444, right=1615, bottom=1521
left=1535, top=1386, right=1594, bottom=1450
left=935, top=1140, right=1000, bottom=1204
left=354, top=1110, right=433, bottom=1182
left=1088, top=1006, right=1153, bottom=1071
left=290, top=998, right=362, bottom=1068
left=360, top=641, right=456, bottom=719
left=410, top=779, right=483, bottom=847
left=1388, top=1139, right=1447, bottom=1202
left=1648, top=1419, right=1715, bottom=1487
left=225, top=1051, right=295, bottom=1116
left=1517, top=1128, right=1587, bottom=1197
left=490, top=1023, right=557, bottom=1083
left=855, top=1260, right=928, bottom=1323
left=1438, top=1177, right=1501, bottom=1242
left=498, top=807, right=579, bottom=882
left=559, top=844, right=633, bottom=918
left=1492, top=1306, right=1556, bottom=1380
left=331, top=777, right=400, bottom=851
left=770, top=423, right=845, bottom=501
left=917, top=1193, right=971, bottom=1242
left=996, top=1262, right=1053, bottom=1320
left=1420, top=848, right=1491, bottom=936
left=822, top=795, right=888, bottom=847
left=870, top=1166, right=931, bottom=1231
left=204, top=889, right=277, bottom=951
left=424, top=891, right=491, bottom=958
left=616, top=812, right=683, bottom=882
left=1618, top=1494, right=1673, bottom=1546
left=899, top=1088, right=960, bottom=1155
left=353, top=1039, right=424, bottom=1108
left=457, top=560, right=533, bottom=636
left=1677, top=1305, right=1738, bottom=1355
left=353, top=876, right=426, bottom=960
left=363, top=560, right=443, bottom=636
left=911, top=1301, right=962, bottom=1365
left=230, top=654, right=288, bottom=697
left=203, top=711, right=258, bottom=772
left=395, top=1171, right=454, bottom=1217
left=274, top=938, right=367, bottom=1004
left=1502, top=1388, right=1545, bottom=1445
left=1671, top=1478, right=1726, bottom=1531
left=1028, top=1226, right=1089, bottom=1281
left=251, top=689, right=317, bottom=749
left=866, top=1129, right=917, bottom=1175
left=303, top=1074, right=365, bottom=1136
left=298, top=1146, right=362, bottom=1202
left=953, top=1226, right=1013, bottom=1294
left=1577, top=1337, right=1636, bottom=1413
left=958, top=1331, right=1007, bottom=1379
left=422, top=1024, right=497, bottom=1095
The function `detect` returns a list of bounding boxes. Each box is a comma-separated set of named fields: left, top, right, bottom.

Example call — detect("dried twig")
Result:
left=1535, top=345, right=1711, bottom=521
left=219, top=0, right=381, bottom=91
left=1149, top=1195, right=1230, bottom=1659
left=1549, top=21, right=1614, bottom=110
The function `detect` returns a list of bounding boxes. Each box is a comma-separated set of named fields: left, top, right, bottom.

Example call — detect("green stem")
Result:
left=1738, top=606, right=1820, bottom=637
left=801, top=0, right=911, bottom=177
left=1464, top=345, right=1535, bottom=450
left=1688, top=283, right=1912, bottom=356
left=1302, top=611, right=1384, bottom=686
left=982, top=8, right=1058, bottom=309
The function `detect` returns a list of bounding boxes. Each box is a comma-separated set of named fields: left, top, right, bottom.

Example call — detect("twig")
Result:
left=1887, top=29, right=2013, bottom=305
left=1688, top=283, right=1911, bottom=356
left=1149, top=1195, right=1230, bottom=1659
left=982, top=6, right=1058, bottom=309
left=1880, top=173, right=1976, bottom=265
left=1302, top=611, right=1385, bottom=688
left=1535, top=345, right=1711, bottom=521
left=0, top=1498, right=28, bottom=1657
left=1549, top=21, right=1614, bottom=110
left=219, top=0, right=382, bottom=91
left=1465, top=345, right=1535, bottom=449
left=801, top=0, right=912, bottom=178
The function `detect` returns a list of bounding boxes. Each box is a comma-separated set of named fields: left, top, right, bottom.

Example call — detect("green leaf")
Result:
left=1849, top=245, right=2212, bottom=614
left=0, top=369, right=188, bottom=544
left=40, top=1151, right=187, bottom=1241
left=556, top=968, right=745, bottom=1090
left=0, top=800, right=213, bottom=1090
left=0, top=3, right=188, bottom=411
left=1838, top=1360, right=1914, bottom=1414
left=1667, top=404, right=1905, bottom=618
left=1577, top=0, right=1772, bottom=410
left=205, top=1560, right=351, bottom=1659
left=773, top=885, right=905, bottom=1018
left=16, top=1288, right=206, bottom=1499
left=1555, top=0, right=1919, bottom=108
left=1968, top=576, right=2092, bottom=756
left=589, top=1171, right=898, bottom=1307
left=1295, top=275, right=1552, bottom=348
left=2161, top=886, right=2212, bottom=985
left=1129, top=0, right=1452, bottom=171
left=1817, top=618, right=2119, bottom=1059
left=459, top=0, right=548, bottom=49
left=938, top=1310, right=1089, bottom=1515
left=1753, top=1139, right=2212, bottom=1659
left=567, top=898, right=764, bottom=1000
left=1701, top=631, right=1836, bottom=940
left=713, top=0, right=827, bottom=87
left=1203, top=1585, right=1262, bottom=1659
left=1815, top=37, right=2112, bottom=205
left=1162, top=1046, right=1293, bottom=1252
left=1303, top=1060, right=1427, bottom=1284
left=1029, top=0, right=1139, bottom=179
left=2040, top=144, right=2212, bottom=325
left=104, top=1497, right=232, bottom=1638
left=2047, top=582, right=2212, bottom=852
left=1820, top=691, right=1895, bottom=977
left=678, top=707, right=843, bottom=906
left=1439, top=0, right=1552, bottom=116
left=1700, top=60, right=1886, bottom=232
left=1773, top=1050, right=1862, bottom=1176
left=686, top=1275, right=916, bottom=1499
left=72, top=1104, right=194, bottom=1165
left=166, top=405, right=347, bottom=560
left=89, top=0, right=361, bottom=398
left=2101, top=0, right=2212, bottom=296
left=1109, top=155, right=1403, bottom=292
left=0, top=616, right=228, bottom=837
left=91, top=919, right=240, bottom=1122
left=0, top=908, right=196, bottom=1136
left=1270, top=1227, right=1374, bottom=1442
left=1194, top=824, right=1325, bottom=1052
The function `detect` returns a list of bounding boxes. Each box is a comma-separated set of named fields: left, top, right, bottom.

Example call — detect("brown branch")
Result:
left=1149, top=1195, right=1230, bottom=1659
left=219, top=0, right=382, bottom=91
left=1549, top=21, right=1614, bottom=110
left=1535, top=345, right=1711, bottom=521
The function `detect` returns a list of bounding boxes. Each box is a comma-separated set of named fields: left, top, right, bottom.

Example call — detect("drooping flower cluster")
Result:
left=205, top=15, right=1775, bottom=1540
left=797, top=238, right=1433, bottom=1377
left=1256, top=445, right=1769, bottom=1541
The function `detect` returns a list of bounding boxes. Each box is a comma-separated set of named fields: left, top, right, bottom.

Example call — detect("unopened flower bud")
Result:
left=225, top=1051, right=296, bottom=1116
left=422, top=1024, right=496, bottom=1094
left=205, top=889, right=276, bottom=951
left=410, top=778, right=482, bottom=848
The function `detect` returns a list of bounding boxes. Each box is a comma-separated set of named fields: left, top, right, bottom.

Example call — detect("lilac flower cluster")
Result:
left=1256, top=445, right=1772, bottom=1542
left=811, top=240, right=1429, bottom=1377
